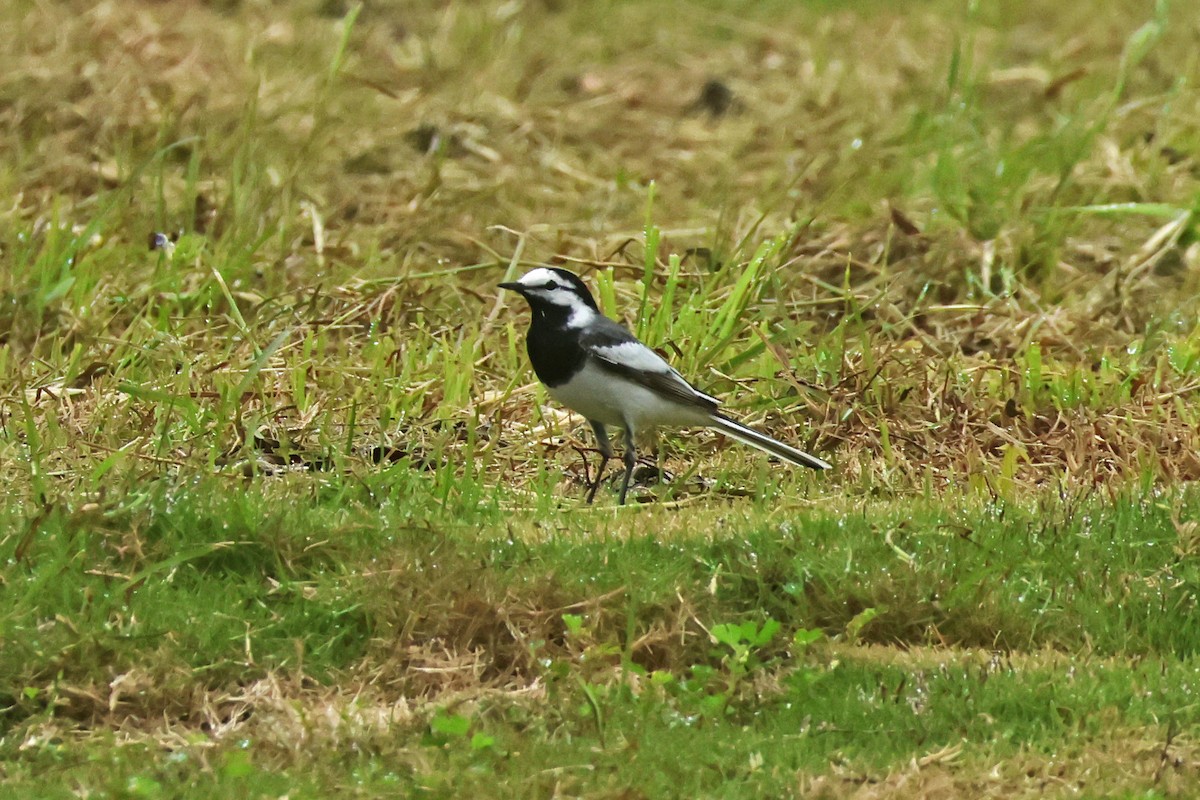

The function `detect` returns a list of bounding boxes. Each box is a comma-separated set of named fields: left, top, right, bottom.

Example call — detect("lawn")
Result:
left=3, top=0, right=1200, bottom=796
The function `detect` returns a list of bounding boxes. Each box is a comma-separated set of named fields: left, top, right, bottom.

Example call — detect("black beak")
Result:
left=498, top=281, right=524, bottom=293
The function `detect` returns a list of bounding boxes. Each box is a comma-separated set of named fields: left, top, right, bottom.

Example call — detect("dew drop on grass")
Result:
left=663, top=709, right=699, bottom=729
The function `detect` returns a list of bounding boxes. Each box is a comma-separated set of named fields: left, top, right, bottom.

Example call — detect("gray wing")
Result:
left=580, top=317, right=719, bottom=413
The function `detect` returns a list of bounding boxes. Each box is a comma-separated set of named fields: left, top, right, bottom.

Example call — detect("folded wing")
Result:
left=580, top=319, right=719, bottom=414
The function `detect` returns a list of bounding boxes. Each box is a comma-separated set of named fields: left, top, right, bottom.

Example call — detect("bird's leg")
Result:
left=652, top=438, right=664, bottom=485
left=585, top=420, right=612, bottom=504
left=617, top=426, right=637, bottom=505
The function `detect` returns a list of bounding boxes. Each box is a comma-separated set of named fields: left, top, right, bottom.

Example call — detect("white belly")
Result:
left=547, top=362, right=712, bottom=432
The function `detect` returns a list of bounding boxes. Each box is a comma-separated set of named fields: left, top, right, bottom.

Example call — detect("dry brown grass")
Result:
left=4, top=0, right=1200, bottom=502
left=16, top=642, right=1197, bottom=798
left=799, top=732, right=1199, bottom=799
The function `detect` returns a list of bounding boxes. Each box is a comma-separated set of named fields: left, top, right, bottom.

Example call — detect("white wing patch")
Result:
left=591, top=340, right=717, bottom=404
left=592, top=341, right=674, bottom=374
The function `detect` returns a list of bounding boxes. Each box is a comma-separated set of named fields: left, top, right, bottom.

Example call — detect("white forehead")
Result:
left=516, top=267, right=563, bottom=286
left=513, top=267, right=595, bottom=326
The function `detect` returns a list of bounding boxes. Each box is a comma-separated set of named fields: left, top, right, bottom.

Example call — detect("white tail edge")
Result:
left=709, top=414, right=831, bottom=471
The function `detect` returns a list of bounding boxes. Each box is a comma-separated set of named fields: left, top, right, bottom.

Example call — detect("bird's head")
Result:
left=499, top=267, right=599, bottom=322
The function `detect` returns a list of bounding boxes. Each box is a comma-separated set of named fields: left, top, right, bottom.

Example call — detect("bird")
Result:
left=499, top=267, right=831, bottom=504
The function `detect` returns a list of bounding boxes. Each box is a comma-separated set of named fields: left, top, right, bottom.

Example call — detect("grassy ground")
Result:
left=3, top=0, right=1200, bottom=796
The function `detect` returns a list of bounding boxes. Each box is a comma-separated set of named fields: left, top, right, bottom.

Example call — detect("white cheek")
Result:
left=529, top=287, right=576, bottom=305
left=567, top=304, right=596, bottom=328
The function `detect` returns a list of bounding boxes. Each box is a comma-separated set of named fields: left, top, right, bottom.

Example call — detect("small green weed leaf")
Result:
left=792, top=628, right=824, bottom=650
left=649, top=670, right=675, bottom=686
left=748, top=619, right=781, bottom=648
left=1168, top=343, right=1197, bottom=376
left=713, top=619, right=780, bottom=650
left=846, top=607, right=882, bottom=642
left=470, top=732, right=495, bottom=751
left=430, top=712, right=471, bottom=739
left=699, top=693, right=729, bottom=717
left=562, top=612, right=584, bottom=637
left=221, top=750, right=254, bottom=779
left=709, top=623, right=743, bottom=649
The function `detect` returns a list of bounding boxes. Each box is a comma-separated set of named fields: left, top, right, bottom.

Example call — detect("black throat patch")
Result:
left=523, top=303, right=587, bottom=387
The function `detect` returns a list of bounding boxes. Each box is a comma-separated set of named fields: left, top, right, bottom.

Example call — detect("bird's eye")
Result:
left=541, top=281, right=558, bottom=290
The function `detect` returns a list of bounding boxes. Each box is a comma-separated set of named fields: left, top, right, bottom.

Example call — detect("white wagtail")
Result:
left=499, top=267, right=831, bottom=504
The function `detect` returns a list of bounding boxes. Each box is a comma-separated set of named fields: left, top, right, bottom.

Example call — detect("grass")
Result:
left=5, top=482, right=1200, bottom=795
left=3, top=0, right=1200, bottom=796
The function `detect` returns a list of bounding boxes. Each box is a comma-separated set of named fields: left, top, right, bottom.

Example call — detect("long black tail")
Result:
left=709, top=414, right=831, bottom=470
